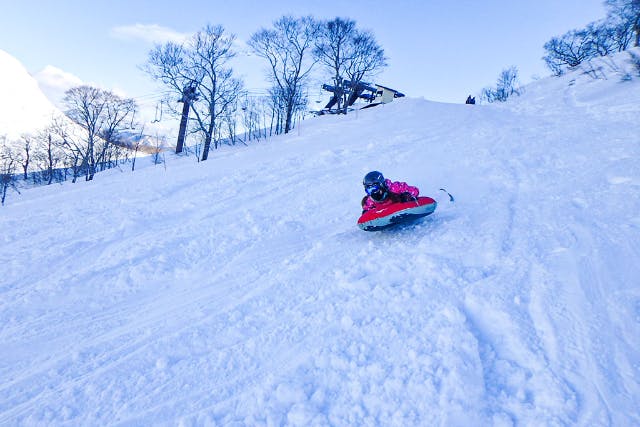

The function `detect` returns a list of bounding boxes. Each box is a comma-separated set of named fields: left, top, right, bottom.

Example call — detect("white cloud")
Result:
left=33, top=65, right=84, bottom=108
left=34, top=65, right=83, bottom=91
left=110, top=24, right=190, bottom=44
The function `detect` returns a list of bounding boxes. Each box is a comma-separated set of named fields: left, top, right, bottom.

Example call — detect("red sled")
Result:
left=357, top=196, right=437, bottom=231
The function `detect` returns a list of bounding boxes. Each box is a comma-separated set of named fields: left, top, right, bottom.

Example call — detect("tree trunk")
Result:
left=47, top=135, right=53, bottom=185
left=1, top=183, right=7, bottom=205
left=284, top=100, right=294, bottom=134
left=87, top=136, right=95, bottom=181
left=22, top=146, right=29, bottom=180
left=201, top=133, right=212, bottom=161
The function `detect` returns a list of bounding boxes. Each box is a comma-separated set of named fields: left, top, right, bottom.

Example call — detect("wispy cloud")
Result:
left=110, top=24, right=190, bottom=44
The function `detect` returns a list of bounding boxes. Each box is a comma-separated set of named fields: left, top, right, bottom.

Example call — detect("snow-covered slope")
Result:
left=1, top=53, right=639, bottom=426
left=0, top=50, right=64, bottom=140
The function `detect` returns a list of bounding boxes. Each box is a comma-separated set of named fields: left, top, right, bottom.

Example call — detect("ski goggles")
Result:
left=365, top=183, right=382, bottom=195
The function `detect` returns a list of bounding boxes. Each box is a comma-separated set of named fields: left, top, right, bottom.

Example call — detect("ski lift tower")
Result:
left=175, top=84, right=199, bottom=154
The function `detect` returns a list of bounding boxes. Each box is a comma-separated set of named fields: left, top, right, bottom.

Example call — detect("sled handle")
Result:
left=439, top=188, right=455, bottom=202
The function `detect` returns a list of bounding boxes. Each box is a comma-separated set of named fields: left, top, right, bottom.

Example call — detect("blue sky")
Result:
left=1, top=0, right=607, bottom=111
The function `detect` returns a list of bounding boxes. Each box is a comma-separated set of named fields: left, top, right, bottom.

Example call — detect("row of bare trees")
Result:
left=543, top=0, right=640, bottom=75
left=0, top=138, right=20, bottom=205
left=145, top=16, right=387, bottom=161
left=0, top=86, right=140, bottom=204
left=2, top=15, right=387, bottom=204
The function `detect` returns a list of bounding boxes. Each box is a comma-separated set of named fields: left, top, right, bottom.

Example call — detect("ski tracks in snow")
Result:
left=2, top=91, right=639, bottom=425
left=457, top=109, right=640, bottom=426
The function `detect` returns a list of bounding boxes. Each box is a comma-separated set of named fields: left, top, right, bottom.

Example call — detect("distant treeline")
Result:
left=479, top=0, right=640, bottom=104
left=543, top=0, right=640, bottom=75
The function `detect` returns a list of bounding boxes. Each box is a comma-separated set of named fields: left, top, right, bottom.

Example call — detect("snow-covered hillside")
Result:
left=0, top=50, right=64, bottom=141
left=1, top=52, right=639, bottom=426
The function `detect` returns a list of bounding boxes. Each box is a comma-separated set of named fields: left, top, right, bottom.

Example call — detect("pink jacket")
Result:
left=362, top=179, right=420, bottom=211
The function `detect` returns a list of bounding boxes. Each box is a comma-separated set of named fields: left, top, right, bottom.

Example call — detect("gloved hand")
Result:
left=400, top=192, right=415, bottom=202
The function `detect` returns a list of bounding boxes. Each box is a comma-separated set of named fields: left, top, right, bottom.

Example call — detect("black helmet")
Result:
left=363, top=171, right=388, bottom=201
left=363, top=171, right=385, bottom=187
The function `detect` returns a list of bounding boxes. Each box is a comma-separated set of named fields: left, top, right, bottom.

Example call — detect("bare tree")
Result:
left=152, top=132, right=166, bottom=165
left=33, top=123, right=64, bottom=185
left=208, top=76, right=242, bottom=151
left=584, top=21, right=617, bottom=56
left=543, top=29, right=595, bottom=75
left=18, top=134, right=32, bottom=180
left=240, top=96, right=257, bottom=142
left=42, top=131, right=61, bottom=184
left=63, top=86, right=104, bottom=180
left=314, top=17, right=387, bottom=113
left=542, top=16, right=634, bottom=76
left=482, top=67, right=521, bottom=103
left=240, top=95, right=270, bottom=142
left=130, top=126, right=145, bottom=172
left=314, top=18, right=354, bottom=113
left=145, top=24, right=243, bottom=161
left=267, top=85, right=286, bottom=135
left=222, top=97, right=241, bottom=146
left=98, top=92, right=137, bottom=170
left=249, top=16, right=319, bottom=134
left=343, top=29, right=387, bottom=92
left=63, top=86, right=137, bottom=180
left=607, top=0, right=640, bottom=47
left=259, top=96, right=270, bottom=139
left=51, top=118, right=85, bottom=183
left=0, top=140, right=20, bottom=205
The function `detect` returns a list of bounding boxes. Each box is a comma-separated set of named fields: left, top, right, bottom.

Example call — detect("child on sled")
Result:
left=361, top=171, right=419, bottom=212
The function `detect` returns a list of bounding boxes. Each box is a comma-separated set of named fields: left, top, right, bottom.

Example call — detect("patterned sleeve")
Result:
left=385, top=179, right=419, bottom=197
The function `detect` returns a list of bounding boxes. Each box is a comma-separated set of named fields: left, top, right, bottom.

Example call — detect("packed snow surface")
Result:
left=1, top=56, right=640, bottom=426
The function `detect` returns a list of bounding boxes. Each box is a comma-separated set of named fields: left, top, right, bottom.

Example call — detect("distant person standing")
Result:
left=465, top=95, right=476, bottom=105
